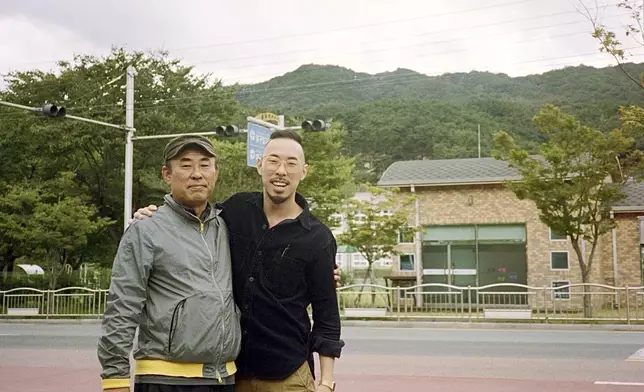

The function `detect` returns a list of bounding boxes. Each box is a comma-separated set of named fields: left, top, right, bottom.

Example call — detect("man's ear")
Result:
left=162, top=165, right=172, bottom=185
left=256, top=158, right=263, bottom=175
left=301, top=163, right=309, bottom=181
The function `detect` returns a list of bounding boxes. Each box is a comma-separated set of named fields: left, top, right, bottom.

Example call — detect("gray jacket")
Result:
left=98, top=194, right=241, bottom=388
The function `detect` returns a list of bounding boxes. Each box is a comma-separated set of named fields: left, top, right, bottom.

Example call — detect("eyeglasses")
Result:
left=263, top=157, right=303, bottom=173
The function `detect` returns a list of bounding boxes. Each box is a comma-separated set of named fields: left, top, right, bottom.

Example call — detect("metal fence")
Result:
left=2, top=283, right=644, bottom=323
left=0, top=287, right=108, bottom=318
left=337, top=283, right=644, bottom=323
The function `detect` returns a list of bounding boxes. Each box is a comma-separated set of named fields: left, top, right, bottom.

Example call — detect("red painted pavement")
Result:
left=1, top=349, right=643, bottom=391
left=0, top=366, right=640, bottom=392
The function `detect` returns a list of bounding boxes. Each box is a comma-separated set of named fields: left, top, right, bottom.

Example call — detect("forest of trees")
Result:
left=239, top=62, right=644, bottom=181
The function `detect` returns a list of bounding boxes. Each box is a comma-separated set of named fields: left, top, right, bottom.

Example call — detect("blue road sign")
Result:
left=247, top=122, right=272, bottom=167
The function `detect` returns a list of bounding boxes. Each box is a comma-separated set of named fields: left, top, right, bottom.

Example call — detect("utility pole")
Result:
left=478, top=124, right=481, bottom=159
left=123, top=65, right=135, bottom=232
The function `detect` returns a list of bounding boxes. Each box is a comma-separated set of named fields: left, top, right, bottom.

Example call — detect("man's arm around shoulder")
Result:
left=98, top=224, right=154, bottom=391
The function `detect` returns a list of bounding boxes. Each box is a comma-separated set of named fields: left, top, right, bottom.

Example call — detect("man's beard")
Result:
left=267, top=192, right=288, bottom=205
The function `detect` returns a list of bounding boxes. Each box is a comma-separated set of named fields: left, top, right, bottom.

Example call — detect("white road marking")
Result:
left=594, top=381, right=644, bottom=386
left=0, top=333, right=18, bottom=336
left=626, top=347, right=644, bottom=361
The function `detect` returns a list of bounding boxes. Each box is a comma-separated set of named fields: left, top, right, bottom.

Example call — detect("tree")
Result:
left=29, top=197, right=113, bottom=289
left=578, top=0, right=644, bottom=90
left=209, top=138, right=261, bottom=203
left=337, top=186, right=412, bottom=306
left=0, top=47, right=241, bottom=246
left=493, top=104, right=642, bottom=317
left=0, top=173, right=114, bottom=288
left=298, top=123, right=355, bottom=227
left=0, top=185, right=40, bottom=280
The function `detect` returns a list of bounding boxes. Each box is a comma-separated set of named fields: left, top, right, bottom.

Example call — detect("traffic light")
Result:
left=215, top=125, right=239, bottom=137
left=301, top=119, right=328, bottom=132
left=40, top=103, right=66, bottom=118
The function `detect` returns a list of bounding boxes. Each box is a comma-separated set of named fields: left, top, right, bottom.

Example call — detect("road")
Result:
left=1, top=323, right=644, bottom=391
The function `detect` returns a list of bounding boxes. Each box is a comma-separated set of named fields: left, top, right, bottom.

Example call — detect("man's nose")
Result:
left=190, top=168, right=204, bottom=178
left=275, top=161, right=288, bottom=175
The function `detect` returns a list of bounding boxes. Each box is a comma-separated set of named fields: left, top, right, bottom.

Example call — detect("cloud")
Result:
left=0, top=0, right=640, bottom=87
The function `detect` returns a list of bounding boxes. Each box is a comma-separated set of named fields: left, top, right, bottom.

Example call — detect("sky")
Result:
left=0, top=0, right=641, bottom=87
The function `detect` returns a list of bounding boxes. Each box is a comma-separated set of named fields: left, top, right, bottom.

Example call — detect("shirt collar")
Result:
left=247, top=192, right=312, bottom=230
left=165, top=194, right=217, bottom=221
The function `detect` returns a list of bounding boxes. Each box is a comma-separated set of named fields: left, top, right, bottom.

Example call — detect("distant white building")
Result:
left=331, top=192, right=394, bottom=270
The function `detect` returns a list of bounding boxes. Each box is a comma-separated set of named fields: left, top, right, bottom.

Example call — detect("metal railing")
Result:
left=2, top=283, right=644, bottom=323
left=336, top=283, right=644, bottom=323
left=0, top=287, right=108, bottom=318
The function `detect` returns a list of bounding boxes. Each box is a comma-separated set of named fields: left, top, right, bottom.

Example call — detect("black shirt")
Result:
left=218, top=192, right=344, bottom=379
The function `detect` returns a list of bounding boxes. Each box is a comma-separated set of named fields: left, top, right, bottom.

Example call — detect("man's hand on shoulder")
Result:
left=133, top=205, right=158, bottom=221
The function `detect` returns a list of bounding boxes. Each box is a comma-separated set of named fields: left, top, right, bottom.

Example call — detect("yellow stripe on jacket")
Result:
left=101, top=360, right=237, bottom=389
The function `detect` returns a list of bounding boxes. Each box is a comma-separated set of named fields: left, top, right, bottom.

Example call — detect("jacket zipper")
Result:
left=198, top=217, right=226, bottom=383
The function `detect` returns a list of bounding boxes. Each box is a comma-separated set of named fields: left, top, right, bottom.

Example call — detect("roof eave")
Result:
left=612, top=206, right=644, bottom=213
left=377, top=177, right=522, bottom=188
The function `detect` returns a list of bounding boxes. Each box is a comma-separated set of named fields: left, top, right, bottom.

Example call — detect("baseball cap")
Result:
left=163, top=135, right=217, bottom=161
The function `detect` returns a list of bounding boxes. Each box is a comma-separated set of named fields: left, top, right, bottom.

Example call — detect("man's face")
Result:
left=162, top=148, right=218, bottom=208
left=258, top=138, right=308, bottom=205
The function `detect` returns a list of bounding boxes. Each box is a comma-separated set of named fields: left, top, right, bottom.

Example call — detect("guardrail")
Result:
left=2, top=283, right=644, bottom=323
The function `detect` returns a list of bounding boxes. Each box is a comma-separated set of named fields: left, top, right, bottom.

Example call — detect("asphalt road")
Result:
left=1, top=323, right=644, bottom=391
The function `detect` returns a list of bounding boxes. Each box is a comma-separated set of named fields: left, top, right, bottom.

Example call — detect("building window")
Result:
left=398, top=227, right=414, bottom=243
left=549, top=228, right=567, bottom=241
left=552, top=280, right=571, bottom=300
left=399, top=254, right=414, bottom=271
left=550, top=251, right=569, bottom=270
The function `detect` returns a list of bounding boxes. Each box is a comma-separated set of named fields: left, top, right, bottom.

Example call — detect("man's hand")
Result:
left=333, top=265, right=342, bottom=288
left=133, top=204, right=158, bottom=220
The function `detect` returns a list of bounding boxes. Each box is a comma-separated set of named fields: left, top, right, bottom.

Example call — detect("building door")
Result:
left=421, top=224, right=527, bottom=304
left=422, top=243, right=476, bottom=287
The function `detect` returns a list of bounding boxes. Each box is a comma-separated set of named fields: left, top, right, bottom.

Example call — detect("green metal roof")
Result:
left=337, top=245, right=357, bottom=253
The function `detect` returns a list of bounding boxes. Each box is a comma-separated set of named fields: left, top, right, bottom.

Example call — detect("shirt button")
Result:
left=257, top=251, right=262, bottom=257
left=262, top=224, right=267, bottom=229
left=242, top=330, right=248, bottom=336
left=244, top=304, right=249, bottom=310
left=249, top=277, right=255, bottom=282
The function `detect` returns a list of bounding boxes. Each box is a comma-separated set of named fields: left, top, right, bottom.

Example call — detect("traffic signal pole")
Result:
left=0, top=67, right=135, bottom=233
left=1, top=73, right=330, bottom=233
left=124, top=66, right=135, bottom=232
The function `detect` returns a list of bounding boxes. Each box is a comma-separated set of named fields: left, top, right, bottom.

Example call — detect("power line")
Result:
left=5, top=0, right=545, bottom=69
left=41, top=18, right=627, bottom=112
left=67, top=40, right=642, bottom=114
left=1, top=1, right=622, bottom=96
left=44, top=50, right=644, bottom=120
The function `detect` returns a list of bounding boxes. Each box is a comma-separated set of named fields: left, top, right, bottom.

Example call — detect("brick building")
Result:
left=377, top=157, right=644, bottom=296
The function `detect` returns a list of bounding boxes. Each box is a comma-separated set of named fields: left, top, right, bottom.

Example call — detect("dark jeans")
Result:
left=134, top=384, right=234, bottom=392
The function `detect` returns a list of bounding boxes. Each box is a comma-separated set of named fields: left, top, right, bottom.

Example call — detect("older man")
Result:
left=98, top=135, right=240, bottom=392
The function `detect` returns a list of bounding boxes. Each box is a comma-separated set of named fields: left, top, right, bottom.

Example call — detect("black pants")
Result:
left=134, top=383, right=234, bottom=392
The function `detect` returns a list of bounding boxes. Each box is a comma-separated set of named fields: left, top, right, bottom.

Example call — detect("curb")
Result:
left=0, top=318, right=102, bottom=324
left=2, top=318, right=644, bottom=331
left=340, top=320, right=644, bottom=331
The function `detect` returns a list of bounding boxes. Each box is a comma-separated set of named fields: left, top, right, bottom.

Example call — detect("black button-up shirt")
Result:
left=218, top=192, right=344, bottom=379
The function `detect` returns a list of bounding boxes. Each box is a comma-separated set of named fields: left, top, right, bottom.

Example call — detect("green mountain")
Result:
left=236, top=63, right=644, bottom=182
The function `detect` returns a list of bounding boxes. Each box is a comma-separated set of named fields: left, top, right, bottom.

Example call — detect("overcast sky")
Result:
left=0, top=0, right=641, bottom=86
